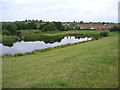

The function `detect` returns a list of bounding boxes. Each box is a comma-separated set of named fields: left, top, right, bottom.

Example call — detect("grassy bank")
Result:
left=2, top=32, right=118, bottom=88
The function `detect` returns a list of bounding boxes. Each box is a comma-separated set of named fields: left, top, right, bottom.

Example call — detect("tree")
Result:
left=73, top=21, right=76, bottom=23
left=80, top=21, right=83, bottom=24
left=102, top=22, right=105, bottom=25
left=89, top=22, right=92, bottom=24
left=28, top=20, right=31, bottom=22
left=42, top=22, right=57, bottom=32
left=27, top=22, right=37, bottom=29
left=32, top=19, right=35, bottom=22
left=53, top=22, right=65, bottom=31
left=6, top=23, right=17, bottom=35
left=39, top=24, right=46, bottom=30
left=15, top=22, right=28, bottom=30
left=39, top=20, right=42, bottom=23
left=25, top=19, right=28, bottom=22
left=35, top=20, right=38, bottom=23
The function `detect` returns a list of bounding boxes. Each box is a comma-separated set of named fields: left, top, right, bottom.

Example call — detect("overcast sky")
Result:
left=0, top=0, right=119, bottom=22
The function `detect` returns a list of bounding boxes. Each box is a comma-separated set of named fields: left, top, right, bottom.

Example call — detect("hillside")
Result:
left=2, top=32, right=118, bottom=88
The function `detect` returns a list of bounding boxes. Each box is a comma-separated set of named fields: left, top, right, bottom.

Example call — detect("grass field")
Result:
left=2, top=32, right=118, bottom=88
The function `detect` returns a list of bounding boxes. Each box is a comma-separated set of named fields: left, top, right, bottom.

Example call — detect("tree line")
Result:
left=2, top=21, right=66, bottom=35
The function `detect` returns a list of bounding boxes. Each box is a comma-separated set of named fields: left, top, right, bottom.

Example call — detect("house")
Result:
left=95, top=27, right=101, bottom=31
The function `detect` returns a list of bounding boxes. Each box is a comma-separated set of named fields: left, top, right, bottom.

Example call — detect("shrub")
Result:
left=16, top=31, right=22, bottom=36
left=2, top=30, right=11, bottom=35
left=13, top=53, right=23, bottom=57
left=42, top=22, right=57, bottom=32
left=98, top=35, right=102, bottom=38
left=2, top=36, right=19, bottom=46
left=93, top=36, right=99, bottom=40
left=99, top=31, right=108, bottom=37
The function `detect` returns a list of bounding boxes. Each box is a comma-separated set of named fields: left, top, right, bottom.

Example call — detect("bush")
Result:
left=99, top=31, right=108, bottom=37
left=93, top=36, right=99, bottom=40
left=16, top=31, right=22, bottom=36
left=2, top=36, right=19, bottom=47
left=6, top=23, right=17, bottom=35
left=42, top=22, right=57, bottom=32
left=2, top=30, right=11, bottom=35
left=13, top=53, right=23, bottom=57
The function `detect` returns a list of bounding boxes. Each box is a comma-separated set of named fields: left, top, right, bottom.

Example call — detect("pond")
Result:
left=1, top=36, right=92, bottom=55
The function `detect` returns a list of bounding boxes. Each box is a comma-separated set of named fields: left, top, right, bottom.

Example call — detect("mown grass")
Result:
left=2, top=32, right=118, bottom=88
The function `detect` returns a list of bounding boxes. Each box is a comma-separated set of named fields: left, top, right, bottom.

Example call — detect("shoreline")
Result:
left=2, top=38, right=95, bottom=58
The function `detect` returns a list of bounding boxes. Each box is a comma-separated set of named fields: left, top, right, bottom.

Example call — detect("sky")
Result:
left=0, top=0, right=119, bottom=23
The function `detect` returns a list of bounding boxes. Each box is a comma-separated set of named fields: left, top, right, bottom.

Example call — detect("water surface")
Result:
left=1, top=36, right=92, bottom=55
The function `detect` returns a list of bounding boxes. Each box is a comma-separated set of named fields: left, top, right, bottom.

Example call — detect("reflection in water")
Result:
left=2, top=43, right=14, bottom=47
left=1, top=36, right=92, bottom=55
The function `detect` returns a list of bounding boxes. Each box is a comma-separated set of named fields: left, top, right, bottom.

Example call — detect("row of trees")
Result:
left=25, top=20, right=43, bottom=23
left=40, top=22, right=65, bottom=32
left=17, top=20, right=43, bottom=23
left=2, top=23, right=17, bottom=35
left=71, top=21, right=114, bottom=24
left=2, top=21, right=65, bottom=35
left=15, top=22, right=37, bottom=30
left=17, top=20, right=114, bottom=24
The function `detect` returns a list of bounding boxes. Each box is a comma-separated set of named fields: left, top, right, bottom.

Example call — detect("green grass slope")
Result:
left=2, top=32, right=118, bottom=88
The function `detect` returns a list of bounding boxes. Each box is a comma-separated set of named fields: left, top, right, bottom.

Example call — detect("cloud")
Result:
left=1, top=0, right=119, bottom=22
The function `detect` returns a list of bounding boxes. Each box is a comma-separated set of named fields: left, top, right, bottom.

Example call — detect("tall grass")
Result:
left=23, top=33, right=99, bottom=43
